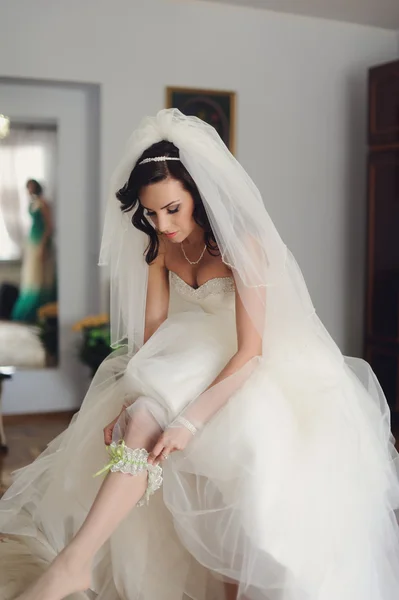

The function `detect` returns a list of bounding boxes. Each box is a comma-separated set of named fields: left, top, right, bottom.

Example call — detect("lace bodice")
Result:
left=170, top=271, right=235, bottom=314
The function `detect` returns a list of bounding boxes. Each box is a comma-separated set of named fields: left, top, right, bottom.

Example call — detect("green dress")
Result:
left=11, top=199, right=56, bottom=323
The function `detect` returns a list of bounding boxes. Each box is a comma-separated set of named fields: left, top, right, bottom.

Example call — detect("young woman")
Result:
left=1, top=109, right=398, bottom=600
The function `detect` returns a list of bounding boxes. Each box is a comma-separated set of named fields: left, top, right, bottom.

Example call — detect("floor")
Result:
left=0, top=412, right=74, bottom=495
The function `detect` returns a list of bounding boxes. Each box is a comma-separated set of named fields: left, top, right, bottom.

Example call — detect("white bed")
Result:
left=0, top=322, right=46, bottom=368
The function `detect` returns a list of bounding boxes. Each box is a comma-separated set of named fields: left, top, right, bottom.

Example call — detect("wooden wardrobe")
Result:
left=366, top=59, right=399, bottom=424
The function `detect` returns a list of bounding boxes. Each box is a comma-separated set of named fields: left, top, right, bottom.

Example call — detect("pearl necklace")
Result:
left=181, top=243, right=207, bottom=265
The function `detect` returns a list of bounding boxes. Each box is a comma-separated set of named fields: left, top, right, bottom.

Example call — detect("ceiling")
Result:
left=199, top=0, right=399, bottom=30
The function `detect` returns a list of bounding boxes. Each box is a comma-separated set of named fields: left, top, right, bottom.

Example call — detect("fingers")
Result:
left=148, top=439, right=165, bottom=465
left=103, top=426, right=112, bottom=446
left=160, top=447, right=171, bottom=461
left=148, top=436, right=177, bottom=465
left=148, top=429, right=190, bottom=464
left=103, top=422, right=116, bottom=446
left=150, top=447, right=172, bottom=465
left=103, top=412, right=123, bottom=446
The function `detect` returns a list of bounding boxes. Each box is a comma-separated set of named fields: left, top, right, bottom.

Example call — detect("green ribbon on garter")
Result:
left=93, top=440, right=132, bottom=478
left=93, top=440, right=163, bottom=507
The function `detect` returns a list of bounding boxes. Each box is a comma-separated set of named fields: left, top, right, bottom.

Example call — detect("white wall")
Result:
left=0, top=81, right=100, bottom=414
left=0, top=0, right=397, bottom=400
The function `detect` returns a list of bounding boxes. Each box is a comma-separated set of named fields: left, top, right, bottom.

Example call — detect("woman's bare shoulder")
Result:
left=150, top=235, right=169, bottom=268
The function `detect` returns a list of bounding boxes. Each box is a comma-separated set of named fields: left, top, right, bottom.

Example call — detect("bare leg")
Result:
left=224, top=581, right=239, bottom=600
left=16, top=408, right=161, bottom=600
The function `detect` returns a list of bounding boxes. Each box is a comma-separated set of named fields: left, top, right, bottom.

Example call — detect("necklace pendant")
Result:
left=181, top=243, right=207, bottom=266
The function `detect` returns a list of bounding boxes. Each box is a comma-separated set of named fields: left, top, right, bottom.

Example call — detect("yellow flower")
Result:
left=72, top=313, right=109, bottom=332
left=38, top=302, right=58, bottom=319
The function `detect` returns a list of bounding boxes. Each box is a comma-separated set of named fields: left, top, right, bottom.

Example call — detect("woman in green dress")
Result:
left=12, top=179, right=56, bottom=323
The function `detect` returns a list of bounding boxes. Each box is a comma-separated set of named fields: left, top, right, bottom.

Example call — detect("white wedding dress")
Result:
left=1, top=270, right=399, bottom=600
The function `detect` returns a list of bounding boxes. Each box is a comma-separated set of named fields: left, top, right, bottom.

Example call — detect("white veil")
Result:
left=100, top=108, right=318, bottom=362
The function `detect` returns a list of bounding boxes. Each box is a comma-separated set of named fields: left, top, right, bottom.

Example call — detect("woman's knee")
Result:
left=124, top=408, right=161, bottom=449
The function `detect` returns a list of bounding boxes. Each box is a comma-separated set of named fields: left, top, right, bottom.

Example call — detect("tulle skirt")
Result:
left=1, top=309, right=399, bottom=600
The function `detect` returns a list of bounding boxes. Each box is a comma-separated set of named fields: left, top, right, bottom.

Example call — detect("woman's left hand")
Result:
left=148, top=426, right=193, bottom=465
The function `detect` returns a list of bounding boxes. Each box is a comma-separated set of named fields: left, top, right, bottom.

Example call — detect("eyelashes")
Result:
left=145, top=206, right=180, bottom=217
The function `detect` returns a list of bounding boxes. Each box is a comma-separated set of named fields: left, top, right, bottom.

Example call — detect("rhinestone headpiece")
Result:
left=138, top=156, right=180, bottom=166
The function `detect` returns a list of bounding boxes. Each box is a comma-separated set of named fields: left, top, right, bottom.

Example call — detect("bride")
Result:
left=1, top=109, right=399, bottom=600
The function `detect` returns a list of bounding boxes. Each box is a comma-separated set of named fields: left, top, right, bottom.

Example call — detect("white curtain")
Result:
left=0, top=127, right=57, bottom=260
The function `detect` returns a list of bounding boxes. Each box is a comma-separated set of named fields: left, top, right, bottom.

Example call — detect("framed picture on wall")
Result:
left=166, top=87, right=236, bottom=153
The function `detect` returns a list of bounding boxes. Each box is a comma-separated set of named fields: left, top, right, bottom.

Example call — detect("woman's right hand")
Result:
left=103, top=411, right=123, bottom=446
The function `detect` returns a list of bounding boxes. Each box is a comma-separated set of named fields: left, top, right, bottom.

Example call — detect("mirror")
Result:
left=0, top=122, right=58, bottom=368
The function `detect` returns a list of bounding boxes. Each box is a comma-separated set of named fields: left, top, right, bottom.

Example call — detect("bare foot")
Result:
left=15, top=547, right=91, bottom=600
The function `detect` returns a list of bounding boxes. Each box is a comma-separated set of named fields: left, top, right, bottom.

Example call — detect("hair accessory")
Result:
left=139, top=156, right=180, bottom=166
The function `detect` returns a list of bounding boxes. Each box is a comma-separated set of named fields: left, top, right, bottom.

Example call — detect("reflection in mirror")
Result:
left=0, top=122, right=58, bottom=368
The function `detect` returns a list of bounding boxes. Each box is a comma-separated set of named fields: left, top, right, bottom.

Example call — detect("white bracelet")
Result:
left=173, top=416, right=198, bottom=436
